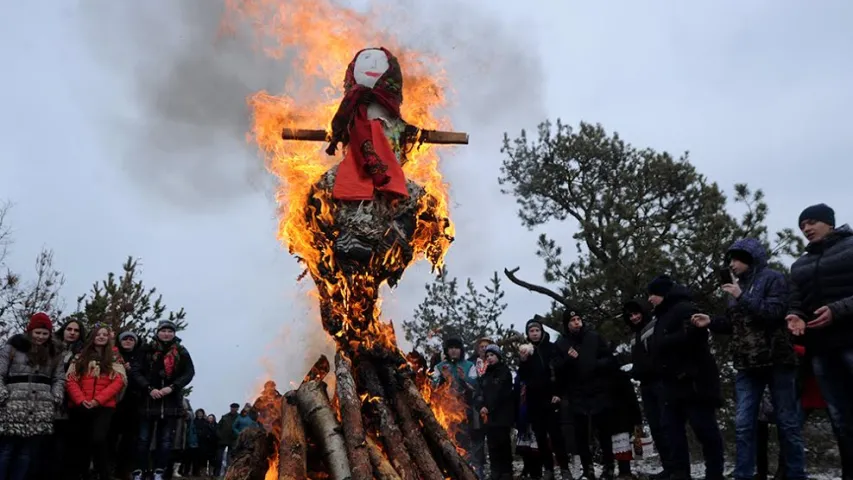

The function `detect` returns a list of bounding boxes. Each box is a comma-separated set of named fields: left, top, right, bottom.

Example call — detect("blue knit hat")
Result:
left=484, top=344, right=503, bottom=358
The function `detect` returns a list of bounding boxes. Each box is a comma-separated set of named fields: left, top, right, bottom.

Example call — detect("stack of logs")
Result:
left=225, top=351, right=478, bottom=480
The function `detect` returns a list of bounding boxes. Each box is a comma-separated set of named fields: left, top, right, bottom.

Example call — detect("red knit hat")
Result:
left=26, top=312, right=53, bottom=332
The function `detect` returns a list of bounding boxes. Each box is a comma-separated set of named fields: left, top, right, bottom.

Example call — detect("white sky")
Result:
left=1, top=0, right=851, bottom=412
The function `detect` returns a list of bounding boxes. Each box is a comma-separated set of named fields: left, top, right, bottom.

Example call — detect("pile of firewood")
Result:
left=224, top=350, right=477, bottom=480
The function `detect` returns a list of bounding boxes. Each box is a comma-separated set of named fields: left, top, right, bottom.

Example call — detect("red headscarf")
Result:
left=327, top=47, right=408, bottom=201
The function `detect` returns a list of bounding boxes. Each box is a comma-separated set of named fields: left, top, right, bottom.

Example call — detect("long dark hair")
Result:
left=74, top=325, right=116, bottom=375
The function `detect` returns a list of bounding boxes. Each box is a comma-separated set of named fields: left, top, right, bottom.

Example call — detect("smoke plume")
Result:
left=74, top=0, right=544, bottom=210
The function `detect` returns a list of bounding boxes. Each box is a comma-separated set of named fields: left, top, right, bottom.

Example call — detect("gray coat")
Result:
left=0, top=334, right=66, bottom=437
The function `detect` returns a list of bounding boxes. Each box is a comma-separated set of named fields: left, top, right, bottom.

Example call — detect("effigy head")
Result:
left=343, top=47, right=403, bottom=103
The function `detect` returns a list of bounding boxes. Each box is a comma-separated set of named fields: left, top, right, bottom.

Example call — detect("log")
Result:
left=334, top=352, right=372, bottom=480
left=295, top=380, right=352, bottom=480
left=366, top=436, right=402, bottom=480
left=281, top=127, right=469, bottom=145
left=304, top=354, right=331, bottom=383
left=398, top=376, right=479, bottom=480
left=388, top=380, right=445, bottom=480
left=279, top=391, right=308, bottom=480
left=357, top=362, right=418, bottom=480
left=225, top=426, right=274, bottom=480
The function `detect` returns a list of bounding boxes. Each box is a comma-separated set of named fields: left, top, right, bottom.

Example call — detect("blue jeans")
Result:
left=0, top=436, right=38, bottom=480
left=135, top=417, right=178, bottom=472
left=812, top=348, right=853, bottom=477
left=733, top=367, right=806, bottom=480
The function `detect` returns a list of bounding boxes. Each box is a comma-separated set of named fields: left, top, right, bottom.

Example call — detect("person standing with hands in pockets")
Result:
left=784, top=204, right=853, bottom=478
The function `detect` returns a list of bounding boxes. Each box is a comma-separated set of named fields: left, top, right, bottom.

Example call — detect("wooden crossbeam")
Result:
left=281, top=127, right=469, bottom=145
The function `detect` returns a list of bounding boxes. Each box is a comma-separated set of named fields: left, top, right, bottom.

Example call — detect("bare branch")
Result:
left=503, top=267, right=571, bottom=308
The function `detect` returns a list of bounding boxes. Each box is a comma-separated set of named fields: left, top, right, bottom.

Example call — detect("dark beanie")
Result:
left=647, top=275, right=675, bottom=297
left=798, top=204, right=835, bottom=228
left=443, top=337, right=464, bottom=352
left=525, top=315, right=544, bottom=334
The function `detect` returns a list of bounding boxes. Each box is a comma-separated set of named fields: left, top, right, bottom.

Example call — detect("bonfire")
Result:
left=221, top=2, right=474, bottom=480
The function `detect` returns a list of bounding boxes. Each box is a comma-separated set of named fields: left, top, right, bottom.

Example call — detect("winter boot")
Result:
left=561, top=468, right=574, bottom=480
left=581, top=466, right=596, bottom=480
left=153, top=469, right=166, bottom=480
left=600, top=465, right=615, bottom=480
left=131, top=471, right=143, bottom=480
left=544, top=471, right=555, bottom=480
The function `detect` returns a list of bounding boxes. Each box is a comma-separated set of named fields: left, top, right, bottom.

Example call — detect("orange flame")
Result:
left=224, top=0, right=459, bottom=475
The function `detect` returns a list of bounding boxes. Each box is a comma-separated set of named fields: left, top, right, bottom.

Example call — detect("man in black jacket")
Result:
left=518, top=316, right=571, bottom=480
left=786, top=204, right=853, bottom=478
left=215, top=403, right=240, bottom=475
left=647, top=275, right=724, bottom=480
left=623, top=299, right=672, bottom=480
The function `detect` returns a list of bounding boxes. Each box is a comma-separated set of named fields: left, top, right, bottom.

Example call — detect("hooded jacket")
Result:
left=555, top=318, right=617, bottom=416
left=622, top=299, right=660, bottom=383
left=473, top=359, right=514, bottom=428
left=707, top=238, right=795, bottom=370
left=432, top=337, right=475, bottom=393
left=517, top=318, right=563, bottom=412
left=789, top=224, right=853, bottom=353
left=652, top=284, right=722, bottom=406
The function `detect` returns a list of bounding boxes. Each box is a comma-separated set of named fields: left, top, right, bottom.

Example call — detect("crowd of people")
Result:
left=0, top=312, right=253, bottom=480
left=1, top=202, right=850, bottom=480
left=428, top=203, right=852, bottom=480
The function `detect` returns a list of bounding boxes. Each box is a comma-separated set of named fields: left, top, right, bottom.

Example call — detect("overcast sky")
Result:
left=1, top=0, right=851, bottom=412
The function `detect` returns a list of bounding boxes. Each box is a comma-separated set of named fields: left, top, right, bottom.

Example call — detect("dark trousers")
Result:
left=812, top=348, right=853, bottom=478
left=0, top=436, right=42, bottom=480
left=69, top=407, right=115, bottom=480
left=469, top=428, right=487, bottom=479
left=641, top=381, right=674, bottom=474
left=531, top=406, right=570, bottom=471
left=661, top=400, right=725, bottom=480
left=135, top=417, right=178, bottom=473
left=213, top=445, right=229, bottom=476
left=486, top=426, right=513, bottom=480
left=27, top=422, right=69, bottom=480
left=519, top=447, right=543, bottom=479
left=575, top=413, right=613, bottom=470
left=108, top=406, right=139, bottom=479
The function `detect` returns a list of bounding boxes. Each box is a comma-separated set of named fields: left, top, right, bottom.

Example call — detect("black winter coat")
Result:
left=130, top=339, right=195, bottom=418
left=555, top=326, right=617, bottom=415
left=652, top=285, right=721, bottom=407
left=789, top=224, right=853, bottom=354
left=623, top=299, right=660, bottom=384
left=516, top=330, right=562, bottom=411
left=608, top=369, right=643, bottom=434
left=474, top=361, right=514, bottom=428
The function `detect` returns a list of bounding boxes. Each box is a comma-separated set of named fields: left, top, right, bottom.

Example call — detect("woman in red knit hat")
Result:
left=0, top=312, right=65, bottom=480
left=65, top=323, right=127, bottom=480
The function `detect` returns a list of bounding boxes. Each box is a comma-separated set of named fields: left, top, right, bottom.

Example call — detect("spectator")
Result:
left=38, top=318, right=86, bottom=480
left=692, top=238, right=806, bottom=480
left=556, top=310, right=616, bottom=480
left=0, top=313, right=66, bottom=480
left=622, top=299, right=673, bottom=480
left=189, top=408, right=216, bottom=476
left=786, top=204, right=853, bottom=478
left=647, top=275, right=724, bottom=480
left=432, top=337, right=475, bottom=455
left=232, top=405, right=261, bottom=437
left=215, top=403, right=240, bottom=475
left=110, top=331, right=142, bottom=480
left=467, top=337, right=494, bottom=479
left=65, top=323, right=127, bottom=480
left=130, top=320, right=195, bottom=480
left=473, top=344, right=514, bottom=480
left=203, top=414, right=218, bottom=476
left=608, top=366, right=643, bottom=480
left=518, top=316, right=571, bottom=480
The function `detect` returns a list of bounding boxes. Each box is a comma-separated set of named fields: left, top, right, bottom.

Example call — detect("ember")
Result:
left=220, top=1, right=475, bottom=479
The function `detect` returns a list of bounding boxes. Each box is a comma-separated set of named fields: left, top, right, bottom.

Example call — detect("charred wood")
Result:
left=334, top=352, right=372, bottom=480
left=279, top=391, right=308, bottom=480
left=224, top=426, right=274, bottom=480
left=365, top=435, right=403, bottom=480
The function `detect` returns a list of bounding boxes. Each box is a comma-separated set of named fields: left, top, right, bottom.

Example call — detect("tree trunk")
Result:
left=398, top=376, right=479, bottom=480
left=224, top=426, right=274, bottom=480
left=366, top=436, right=403, bottom=480
left=279, top=391, right=308, bottom=480
left=334, top=352, right=372, bottom=480
left=295, top=380, right=352, bottom=480
left=357, top=361, right=419, bottom=480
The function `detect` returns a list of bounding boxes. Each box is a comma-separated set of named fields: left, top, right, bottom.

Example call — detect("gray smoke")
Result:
left=74, top=0, right=544, bottom=210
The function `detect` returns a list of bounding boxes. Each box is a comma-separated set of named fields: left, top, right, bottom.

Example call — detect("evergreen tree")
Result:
left=71, top=256, right=186, bottom=337
left=403, top=270, right=520, bottom=365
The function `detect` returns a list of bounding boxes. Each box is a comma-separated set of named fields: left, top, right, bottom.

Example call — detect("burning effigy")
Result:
left=224, top=3, right=474, bottom=479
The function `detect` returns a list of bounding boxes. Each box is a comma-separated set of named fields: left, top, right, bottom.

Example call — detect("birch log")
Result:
left=334, top=352, right=372, bottom=480
left=295, top=380, right=352, bottom=480
left=279, top=391, right=308, bottom=480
